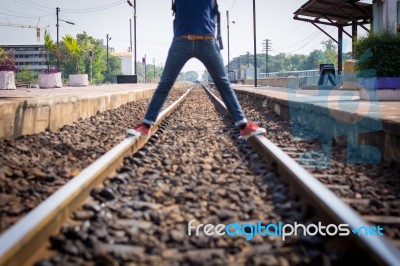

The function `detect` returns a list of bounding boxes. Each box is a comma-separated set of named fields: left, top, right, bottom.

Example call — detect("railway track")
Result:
left=0, top=85, right=399, bottom=265
left=232, top=88, right=400, bottom=249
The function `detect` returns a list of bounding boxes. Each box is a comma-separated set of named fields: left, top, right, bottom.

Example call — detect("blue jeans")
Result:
left=143, top=37, right=248, bottom=126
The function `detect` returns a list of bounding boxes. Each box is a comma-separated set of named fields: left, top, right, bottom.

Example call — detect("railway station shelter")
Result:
left=293, top=0, right=373, bottom=76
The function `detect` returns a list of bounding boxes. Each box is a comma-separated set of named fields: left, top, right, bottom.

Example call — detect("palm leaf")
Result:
left=62, top=34, right=81, bottom=57
left=44, top=31, right=55, bottom=50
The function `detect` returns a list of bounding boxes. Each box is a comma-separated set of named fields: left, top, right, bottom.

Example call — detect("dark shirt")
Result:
left=173, top=0, right=216, bottom=36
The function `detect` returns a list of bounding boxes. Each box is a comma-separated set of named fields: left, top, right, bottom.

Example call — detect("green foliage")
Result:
left=44, top=32, right=55, bottom=51
left=62, top=34, right=82, bottom=73
left=106, top=55, right=122, bottom=83
left=43, top=31, right=59, bottom=71
left=182, top=71, right=198, bottom=82
left=354, top=30, right=400, bottom=77
left=56, top=32, right=121, bottom=84
left=136, top=62, right=163, bottom=83
left=321, top=39, right=336, bottom=51
left=15, top=67, right=38, bottom=84
left=228, top=41, right=339, bottom=74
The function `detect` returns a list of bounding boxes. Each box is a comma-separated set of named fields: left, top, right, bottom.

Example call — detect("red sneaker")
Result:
left=127, top=123, right=151, bottom=137
left=239, top=122, right=266, bottom=139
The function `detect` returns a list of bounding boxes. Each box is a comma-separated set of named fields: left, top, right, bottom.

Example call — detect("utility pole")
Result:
left=262, top=39, right=272, bottom=75
left=56, top=7, right=59, bottom=68
left=237, top=56, right=241, bottom=80
left=134, top=0, right=137, bottom=75
left=106, top=34, right=111, bottom=83
left=56, top=7, right=74, bottom=68
left=253, top=0, right=257, bottom=87
left=153, top=58, right=155, bottom=82
left=226, top=10, right=230, bottom=72
left=226, top=11, right=236, bottom=73
left=127, top=0, right=137, bottom=75
left=247, top=51, right=250, bottom=67
left=129, top=18, right=132, bottom=52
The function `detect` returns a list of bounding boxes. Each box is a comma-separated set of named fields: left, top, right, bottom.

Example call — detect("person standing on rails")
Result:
left=127, top=0, right=266, bottom=139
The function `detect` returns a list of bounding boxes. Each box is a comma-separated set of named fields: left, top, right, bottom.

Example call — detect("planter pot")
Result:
left=69, top=74, right=88, bottom=87
left=357, top=77, right=400, bottom=101
left=0, top=71, right=16, bottom=90
left=39, top=72, right=63, bottom=88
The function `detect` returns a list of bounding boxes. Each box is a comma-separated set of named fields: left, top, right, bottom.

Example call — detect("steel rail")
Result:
left=202, top=84, right=400, bottom=266
left=0, top=86, right=193, bottom=266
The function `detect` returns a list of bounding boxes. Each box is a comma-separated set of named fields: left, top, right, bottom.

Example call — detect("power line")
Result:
left=14, top=0, right=52, bottom=12
left=228, top=0, right=238, bottom=11
left=286, top=30, right=325, bottom=53
left=278, top=27, right=325, bottom=50
left=0, top=6, right=49, bottom=17
left=0, top=10, right=53, bottom=19
left=62, top=1, right=126, bottom=13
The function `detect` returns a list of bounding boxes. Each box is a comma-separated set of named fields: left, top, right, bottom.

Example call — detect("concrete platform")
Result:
left=0, top=84, right=157, bottom=139
left=233, top=85, right=400, bottom=164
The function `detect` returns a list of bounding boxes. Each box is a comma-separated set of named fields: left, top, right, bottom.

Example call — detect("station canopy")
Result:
left=293, top=0, right=373, bottom=74
left=293, top=0, right=372, bottom=27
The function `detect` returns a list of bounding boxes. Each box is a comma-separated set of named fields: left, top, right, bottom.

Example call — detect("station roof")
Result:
left=293, top=0, right=373, bottom=26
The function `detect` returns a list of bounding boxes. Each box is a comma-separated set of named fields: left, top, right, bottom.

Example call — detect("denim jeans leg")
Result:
left=196, top=39, right=247, bottom=126
left=143, top=38, right=192, bottom=124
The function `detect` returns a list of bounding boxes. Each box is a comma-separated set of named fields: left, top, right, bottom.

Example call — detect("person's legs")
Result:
left=196, top=39, right=266, bottom=139
left=143, top=38, right=192, bottom=125
left=196, top=39, right=247, bottom=126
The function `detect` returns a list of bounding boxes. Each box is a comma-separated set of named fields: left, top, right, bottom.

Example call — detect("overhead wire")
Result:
left=0, top=11, right=53, bottom=19
left=228, top=0, right=238, bottom=11
left=285, top=29, right=326, bottom=54
left=14, top=0, right=52, bottom=12
left=272, top=24, right=335, bottom=55
left=62, top=1, right=126, bottom=14
left=278, top=27, right=323, bottom=50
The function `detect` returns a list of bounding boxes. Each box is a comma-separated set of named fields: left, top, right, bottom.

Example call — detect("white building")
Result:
left=111, top=51, right=134, bottom=75
left=0, top=44, right=47, bottom=72
left=373, top=0, right=400, bottom=32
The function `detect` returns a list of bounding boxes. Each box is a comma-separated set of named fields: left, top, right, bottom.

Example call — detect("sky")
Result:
left=0, top=0, right=372, bottom=75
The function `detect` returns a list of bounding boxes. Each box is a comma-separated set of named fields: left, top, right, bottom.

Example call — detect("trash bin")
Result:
left=343, top=60, right=358, bottom=90
left=318, top=64, right=337, bottom=86
left=117, top=75, right=137, bottom=84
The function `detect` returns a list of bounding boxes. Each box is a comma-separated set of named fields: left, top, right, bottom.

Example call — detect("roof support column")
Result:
left=338, top=25, right=343, bottom=76
left=352, top=20, right=358, bottom=57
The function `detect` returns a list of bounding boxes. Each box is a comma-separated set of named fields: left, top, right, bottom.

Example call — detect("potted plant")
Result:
left=63, top=34, right=88, bottom=86
left=39, top=32, right=62, bottom=88
left=0, top=48, right=18, bottom=90
left=354, top=30, right=400, bottom=101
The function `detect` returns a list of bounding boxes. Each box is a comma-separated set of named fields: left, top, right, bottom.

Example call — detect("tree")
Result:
left=182, top=71, right=198, bottom=82
left=304, top=49, right=325, bottom=69
left=76, top=32, right=106, bottom=84
left=321, top=39, right=336, bottom=51
left=15, top=67, right=38, bottom=84
left=287, top=54, right=307, bottom=70
left=321, top=39, right=338, bottom=66
left=57, top=32, right=121, bottom=84
left=62, top=34, right=82, bottom=74
left=44, top=32, right=55, bottom=71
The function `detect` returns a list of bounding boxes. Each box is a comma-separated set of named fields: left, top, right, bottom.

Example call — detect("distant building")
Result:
left=111, top=51, right=134, bottom=75
left=0, top=44, right=47, bottom=72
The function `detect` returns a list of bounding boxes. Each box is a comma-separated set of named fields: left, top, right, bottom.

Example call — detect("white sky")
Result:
left=0, top=0, right=372, bottom=75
